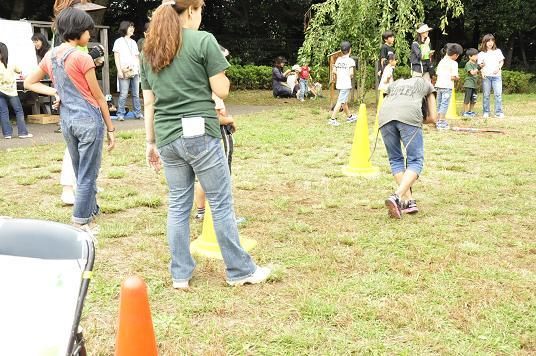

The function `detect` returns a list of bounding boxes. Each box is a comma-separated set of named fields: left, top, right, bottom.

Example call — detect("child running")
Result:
left=435, top=43, right=462, bottom=130
left=328, top=41, right=356, bottom=126
left=25, top=7, right=115, bottom=232
left=462, top=48, right=479, bottom=118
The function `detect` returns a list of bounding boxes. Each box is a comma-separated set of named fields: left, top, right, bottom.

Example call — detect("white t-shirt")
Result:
left=378, top=64, right=394, bottom=92
left=435, top=56, right=459, bottom=89
left=478, top=49, right=505, bottom=77
left=286, top=72, right=298, bottom=89
left=112, top=37, right=140, bottom=74
left=334, top=55, right=355, bottom=90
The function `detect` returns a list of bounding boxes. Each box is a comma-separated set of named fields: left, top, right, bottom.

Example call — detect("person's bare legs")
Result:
left=342, top=103, right=350, bottom=117
left=393, top=172, right=414, bottom=201
left=194, top=182, right=206, bottom=219
left=330, top=102, right=342, bottom=120
left=394, top=170, right=418, bottom=200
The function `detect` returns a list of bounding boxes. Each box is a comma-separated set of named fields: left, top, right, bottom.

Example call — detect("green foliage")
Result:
left=226, top=65, right=273, bottom=90
left=300, top=0, right=464, bottom=102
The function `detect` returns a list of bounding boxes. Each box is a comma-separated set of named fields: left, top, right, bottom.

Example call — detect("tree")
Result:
left=300, top=0, right=464, bottom=103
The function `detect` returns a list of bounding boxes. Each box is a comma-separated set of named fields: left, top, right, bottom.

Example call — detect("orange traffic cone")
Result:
left=342, top=103, right=380, bottom=177
left=190, top=202, right=256, bottom=259
left=445, top=88, right=460, bottom=120
left=373, top=90, right=384, bottom=137
left=115, top=277, right=158, bottom=356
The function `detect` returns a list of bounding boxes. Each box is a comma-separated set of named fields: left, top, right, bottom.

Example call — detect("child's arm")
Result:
left=85, top=68, right=115, bottom=151
left=24, top=68, right=60, bottom=108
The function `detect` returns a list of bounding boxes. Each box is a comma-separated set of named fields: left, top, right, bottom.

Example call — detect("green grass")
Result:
left=0, top=91, right=535, bottom=354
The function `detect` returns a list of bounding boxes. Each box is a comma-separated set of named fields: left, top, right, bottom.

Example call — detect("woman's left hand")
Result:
left=146, top=143, right=161, bottom=172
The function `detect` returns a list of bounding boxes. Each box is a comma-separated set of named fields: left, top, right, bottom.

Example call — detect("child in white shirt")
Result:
left=435, top=43, right=462, bottom=130
left=478, top=34, right=505, bottom=118
left=328, top=41, right=356, bottom=126
left=378, top=54, right=396, bottom=92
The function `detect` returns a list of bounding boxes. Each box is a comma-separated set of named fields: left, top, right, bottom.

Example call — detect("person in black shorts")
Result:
left=462, top=48, right=479, bottom=118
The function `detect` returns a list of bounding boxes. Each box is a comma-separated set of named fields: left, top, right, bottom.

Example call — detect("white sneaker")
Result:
left=483, top=113, right=490, bottom=119
left=19, top=133, right=33, bottom=139
left=4, top=136, right=11, bottom=139
left=328, top=119, right=340, bottom=126
left=227, top=266, right=272, bottom=286
left=496, top=113, right=505, bottom=119
left=172, top=280, right=189, bottom=289
left=346, top=114, right=357, bottom=123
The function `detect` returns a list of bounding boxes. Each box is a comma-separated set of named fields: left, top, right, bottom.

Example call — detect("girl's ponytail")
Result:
left=144, top=0, right=204, bottom=73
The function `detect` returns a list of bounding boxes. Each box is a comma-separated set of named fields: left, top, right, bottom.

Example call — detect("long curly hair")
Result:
left=143, top=0, right=204, bottom=73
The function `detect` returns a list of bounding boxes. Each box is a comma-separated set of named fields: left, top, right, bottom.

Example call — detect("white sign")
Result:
left=0, top=20, right=39, bottom=77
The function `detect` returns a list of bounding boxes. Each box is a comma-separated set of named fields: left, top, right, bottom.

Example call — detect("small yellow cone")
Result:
left=445, top=88, right=460, bottom=120
left=190, top=202, right=256, bottom=260
left=342, top=103, right=380, bottom=177
left=373, top=90, right=384, bottom=136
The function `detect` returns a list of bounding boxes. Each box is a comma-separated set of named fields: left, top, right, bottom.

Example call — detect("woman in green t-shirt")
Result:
left=141, top=0, right=271, bottom=290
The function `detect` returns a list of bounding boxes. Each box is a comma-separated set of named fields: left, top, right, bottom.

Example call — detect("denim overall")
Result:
left=52, top=46, right=104, bottom=225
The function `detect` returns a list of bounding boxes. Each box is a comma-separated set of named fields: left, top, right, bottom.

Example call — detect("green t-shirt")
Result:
left=464, top=61, right=479, bottom=89
left=140, top=29, right=229, bottom=148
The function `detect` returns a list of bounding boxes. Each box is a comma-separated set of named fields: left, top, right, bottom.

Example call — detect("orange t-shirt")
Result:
left=39, top=44, right=98, bottom=107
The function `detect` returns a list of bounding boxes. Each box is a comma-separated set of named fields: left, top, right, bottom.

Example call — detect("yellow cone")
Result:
left=373, top=90, right=384, bottom=136
left=445, top=88, right=460, bottom=120
left=342, top=103, right=380, bottom=177
left=190, top=202, right=256, bottom=260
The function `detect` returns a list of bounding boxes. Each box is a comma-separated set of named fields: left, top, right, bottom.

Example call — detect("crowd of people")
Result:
left=3, top=0, right=510, bottom=288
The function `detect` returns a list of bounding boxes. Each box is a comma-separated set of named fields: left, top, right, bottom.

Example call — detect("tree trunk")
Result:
left=356, top=56, right=367, bottom=104
left=505, top=35, right=515, bottom=68
left=519, top=32, right=529, bottom=69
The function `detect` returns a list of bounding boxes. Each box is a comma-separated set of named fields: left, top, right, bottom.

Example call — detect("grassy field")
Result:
left=1, top=91, right=535, bottom=354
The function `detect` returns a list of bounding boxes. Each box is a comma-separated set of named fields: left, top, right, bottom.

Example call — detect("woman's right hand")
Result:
left=117, top=70, right=124, bottom=79
left=146, top=143, right=161, bottom=172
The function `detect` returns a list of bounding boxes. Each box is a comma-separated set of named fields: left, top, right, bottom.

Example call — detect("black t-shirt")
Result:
left=379, top=44, right=395, bottom=76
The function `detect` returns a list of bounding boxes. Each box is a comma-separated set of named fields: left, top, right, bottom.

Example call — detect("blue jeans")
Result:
left=0, top=92, right=28, bottom=137
left=482, top=76, right=503, bottom=115
left=117, top=74, right=141, bottom=118
left=298, top=78, right=307, bottom=100
left=380, top=121, right=424, bottom=176
left=61, top=114, right=104, bottom=224
left=157, top=134, right=256, bottom=282
left=436, top=88, right=452, bottom=115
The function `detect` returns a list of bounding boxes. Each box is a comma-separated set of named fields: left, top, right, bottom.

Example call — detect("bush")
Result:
left=226, top=63, right=534, bottom=94
left=226, top=65, right=273, bottom=90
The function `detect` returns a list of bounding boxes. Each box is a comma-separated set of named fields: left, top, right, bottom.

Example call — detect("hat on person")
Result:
left=291, top=64, right=300, bottom=71
left=340, top=41, right=351, bottom=52
left=416, top=23, right=433, bottom=33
